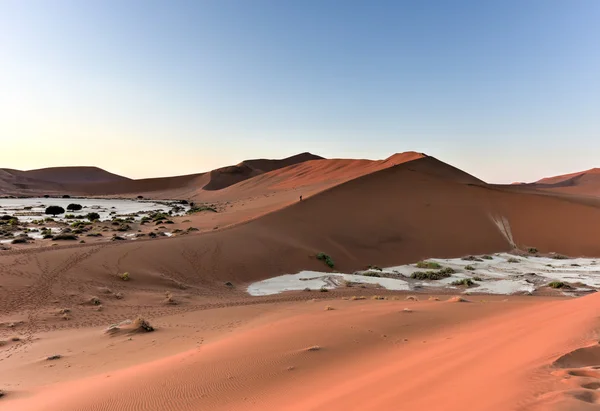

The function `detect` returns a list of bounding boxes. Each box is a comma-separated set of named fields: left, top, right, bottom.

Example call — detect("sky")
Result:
left=1, top=0, right=599, bottom=183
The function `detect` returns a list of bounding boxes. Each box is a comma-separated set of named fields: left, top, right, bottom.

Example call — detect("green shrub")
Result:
left=552, top=254, right=568, bottom=260
left=464, top=265, right=475, bottom=271
left=548, top=281, right=565, bottom=289
left=451, top=278, right=474, bottom=287
left=481, top=255, right=493, bottom=260
left=118, top=272, right=130, bottom=281
left=67, top=203, right=82, bottom=212
left=316, top=252, right=335, bottom=268
left=52, top=233, right=78, bottom=240
left=527, top=247, right=538, bottom=254
left=415, top=261, right=442, bottom=269
left=473, top=276, right=483, bottom=281
left=361, top=271, right=381, bottom=277
left=11, top=237, right=29, bottom=244
left=507, top=257, right=520, bottom=263
left=45, top=206, right=65, bottom=216
left=410, top=268, right=454, bottom=280
left=187, top=206, right=217, bottom=214
left=462, top=256, right=483, bottom=262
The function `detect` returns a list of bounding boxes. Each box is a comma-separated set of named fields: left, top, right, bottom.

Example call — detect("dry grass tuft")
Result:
left=405, top=295, right=419, bottom=301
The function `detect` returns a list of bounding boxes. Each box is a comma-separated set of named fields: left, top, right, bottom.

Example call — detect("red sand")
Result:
left=3, top=152, right=600, bottom=410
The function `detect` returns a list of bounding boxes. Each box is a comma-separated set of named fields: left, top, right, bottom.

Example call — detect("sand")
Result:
left=1, top=294, right=599, bottom=411
left=3, top=151, right=600, bottom=410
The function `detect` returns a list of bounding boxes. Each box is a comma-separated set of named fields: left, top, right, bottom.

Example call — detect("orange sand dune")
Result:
left=5, top=154, right=600, bottom=410
left=3, top=293, right=599, bottom=411
left=3, top=156, right=600, bottom=306
left=520, top=168, right=600, bottom=197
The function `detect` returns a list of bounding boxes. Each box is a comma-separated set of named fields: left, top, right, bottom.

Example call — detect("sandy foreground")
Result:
left=0, top=292, right=599, bottom=411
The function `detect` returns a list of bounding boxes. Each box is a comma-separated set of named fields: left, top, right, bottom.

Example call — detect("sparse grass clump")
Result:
left=528, top=247, right=538, bottom=254
left=473, top=276, right=483, bottom=281
left=461, top=256, right=483, bottom=262
left=361, top=271, right=381, bottom=277
left=415, top=261, right=442, bottom=269
left=52, top=233, right=78, bottom=241
left=319, top=286, right=329, bottom=292
left=507, top=257, right=520, bottom=263
left=316, top=252, right=335, bottom=268
left=411, top=267, right=455, bottom=280
left=451, top=278, right=475, bottom=287
left=464, top=265, right=475, bottom=271
left=118, top=272, right=130, bottom=281
left=187, top=206, right=217, bottom=214
left=367, top=265, right=382, bottom=271
left=552, top=254, right=568, bottom=260
left=481, top=255, right=493, bottom=260
left=548, top=281, right=566, bottom=289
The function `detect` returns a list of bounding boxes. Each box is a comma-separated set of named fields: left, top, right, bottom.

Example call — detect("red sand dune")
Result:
left=529, top=168, right=600, bottom=197
left=4, top=152, right=600, bottom=410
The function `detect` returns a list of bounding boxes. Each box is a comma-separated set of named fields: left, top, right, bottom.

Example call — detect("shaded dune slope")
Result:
left=513, top=168, right=600, bottom=197
left=20, top=166, right=130, bottom=184
left=202, top=152, right=323, bottom=191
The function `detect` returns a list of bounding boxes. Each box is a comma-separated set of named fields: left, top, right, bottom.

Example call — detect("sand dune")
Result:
left=4, top=152, right=600, bottom=410
left=516, top=168, right=600, bottom=197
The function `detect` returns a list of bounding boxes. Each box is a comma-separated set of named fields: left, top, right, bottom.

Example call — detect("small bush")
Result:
left=473, top=276, right=483, bottom=281
left=67, top=203, right=82, bottom=212
left=316, top=252, right=334, bottom=268
left=118, top=272, right=130, bottom=281
left=11, top=237, right=29, bottom=244
left=464, top=265, right=475, bottom=271
left=527, top=247, right=538, bottom=254
left=548, top=281, right=565, bottom=289
left=85, top=212, right=100, bottom=222
left=481, top=255, right=493, bottom=260
left=319, top=286, right=329, bottom=292
left=187, top=206, right=217, bottom=214
left=367, top=265, right=383, bottom=271
left=507, top=257, right=520, bottom=263
left=361, top=271, right=381, bottom=277
left=45, top=206, right=65, bottom=216
left=410, top=268, right=454, bottom=280
left=52, top=233, right=78, bottom=241
left=415, top=261, right=442, bottom=269
left=451, top=278, right=474, bottom=287
left=461, top=256, right=483, bottom=262
left=552, top=254, right=568, bottom=260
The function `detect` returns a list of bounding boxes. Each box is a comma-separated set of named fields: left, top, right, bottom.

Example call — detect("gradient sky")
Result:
left=1, top=0, right=599, bottom=183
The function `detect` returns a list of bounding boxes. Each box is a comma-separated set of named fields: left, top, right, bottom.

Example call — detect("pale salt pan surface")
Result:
left=247, top=253, right=600, bottom=296
left=0, top=198, right=188, bottom=222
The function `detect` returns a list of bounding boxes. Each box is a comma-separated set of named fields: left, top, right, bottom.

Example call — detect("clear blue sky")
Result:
left=1, top=0, right=599, bottom=183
